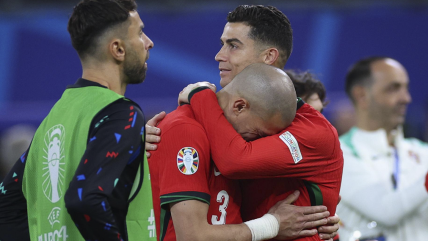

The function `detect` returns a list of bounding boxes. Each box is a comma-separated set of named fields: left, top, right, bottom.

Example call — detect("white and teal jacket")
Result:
left=337, top=126, right=428, bottom=241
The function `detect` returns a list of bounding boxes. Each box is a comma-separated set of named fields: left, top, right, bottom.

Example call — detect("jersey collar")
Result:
left=297, top=97, right=305, bottom=110
left=66, top=78, right=108, bottom=89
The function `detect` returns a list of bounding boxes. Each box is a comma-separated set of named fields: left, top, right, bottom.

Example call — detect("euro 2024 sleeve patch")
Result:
left=279, top=131, right=303, bottom=164
left=177, top=147, right=199, bottom=175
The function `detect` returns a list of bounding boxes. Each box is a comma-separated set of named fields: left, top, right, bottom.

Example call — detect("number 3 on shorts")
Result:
left=211, top=190, right=229, bottom=225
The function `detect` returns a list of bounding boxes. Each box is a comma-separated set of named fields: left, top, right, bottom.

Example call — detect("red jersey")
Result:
left=149, top=105, right=242, bottom=241
left=207, top=163, right=243, bottom=225
left=425, top=172, right=428, bottom=192
left=189, top=90, right=344, bottom=241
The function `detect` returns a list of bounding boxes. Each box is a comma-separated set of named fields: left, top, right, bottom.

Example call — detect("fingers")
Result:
left=146, top=151, right=151, bottom=158
left=146, top=133, right=161, bottom=144
left=303, top=210, right=330, bottom=222
left=318, top=224, right=339, bottom=236
left=145, top=142, right=158, bottom=151
left=303, top=218, right=328, bottom=229
left=318, top=216, right=340, bottom=239
left=146, top=124, right=161, bottom=136
left=295, top=229, right=318, bottom=237
left=282, top=190, right=300, bottom=204
left=319, top=231, right=337, bottom=240
left=298, top=205, right=328, bottom=215
left=326, top=215, right=340, bottom=225
left=147, top=111, right=166, bottom=127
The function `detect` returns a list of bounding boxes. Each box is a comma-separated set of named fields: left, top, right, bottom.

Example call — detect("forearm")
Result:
left=171, top=200, right=252, bottom=241
left=0, top=151, right=30, bottom=241
left=342, top=175, right=428, bottom=226
left=65, top=193, right=123, bottom=240
left=181, top=223, right=252, bottom=241
left=190, top=89, right=323, bottom=179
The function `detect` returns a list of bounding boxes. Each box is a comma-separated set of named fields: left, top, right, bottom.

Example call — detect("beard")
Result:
left=123, top=49, right=148, bottom=84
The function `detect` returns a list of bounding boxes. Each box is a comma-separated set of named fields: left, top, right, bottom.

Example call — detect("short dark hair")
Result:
left=68, top=0, right=137, bottom=58
left=345, top=56, right=388, bottom=102
left=227, top=5, right=293, bottom=67
left=285, top=69, right=328, bottom=107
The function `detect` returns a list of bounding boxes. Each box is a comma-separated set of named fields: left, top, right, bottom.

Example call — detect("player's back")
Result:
left=149, top=105, right=211, bottom=241
left=207, top=163, right=243, bottom=225
left=241, top=103, right=343, bottom=241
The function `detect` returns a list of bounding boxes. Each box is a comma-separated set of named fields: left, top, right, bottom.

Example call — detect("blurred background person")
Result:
left=0, top=125, right=36, bottom=180
left=337, top=56, right=428, bottom=241
left=285, top=70, right=328, bottom=112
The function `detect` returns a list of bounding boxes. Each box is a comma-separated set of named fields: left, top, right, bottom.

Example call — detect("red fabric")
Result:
left=149, top=105, right=211, bottom=240
left=190, top=90, right=344, bottom=241
left=425, top=172, right=428, bottom=192
left=149, top=105, right=243, bottom=240
left=207, top=163, right=243, bottom=225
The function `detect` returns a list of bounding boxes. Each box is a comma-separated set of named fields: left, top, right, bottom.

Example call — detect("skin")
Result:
left=215, top=64, right=296, bottom=141
left=171, top=191, right=330, bottom=241
left=81, top=11, right=154, bottom=95
left=216, top=22, right=281, bottom=87
left=145, top=19, right=339, bottom=240
left=304, top=93, right=324, bottom=112
left=353, top=58, right=411, bottom=145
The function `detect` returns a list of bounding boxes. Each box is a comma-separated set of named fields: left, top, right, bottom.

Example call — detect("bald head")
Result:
left=222, top=63, right=297, bottom=129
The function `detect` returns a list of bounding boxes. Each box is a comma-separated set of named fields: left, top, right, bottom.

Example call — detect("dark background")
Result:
left=1, top=0, right=428, bottom=175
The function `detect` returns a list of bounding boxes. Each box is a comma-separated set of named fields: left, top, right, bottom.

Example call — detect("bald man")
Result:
left=337, top=57, right=428, bottom=241
left=149, top=63, right=331, bottom=241
left=179, top=63, right=343, bottom=241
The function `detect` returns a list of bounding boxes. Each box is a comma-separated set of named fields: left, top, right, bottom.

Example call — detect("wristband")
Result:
left=244, top=214, right=280, bottom=241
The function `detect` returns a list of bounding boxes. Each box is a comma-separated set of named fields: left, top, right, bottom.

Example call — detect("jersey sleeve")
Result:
left=0, top=149, right=30, bottom=241
left=65, top=102, right=144, bottom=241
left=189, top=89, right=338, bottom=180
left=154, top=122, right=211, bottom=208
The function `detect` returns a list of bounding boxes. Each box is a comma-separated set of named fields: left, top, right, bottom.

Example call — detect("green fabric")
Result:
left=126, top=133, right=157, bottom=241
left=303, top=181, right=323, bottom=206
left=22, top=86, right=124, bottom=240
left=340, top=127, right=360, bottom=158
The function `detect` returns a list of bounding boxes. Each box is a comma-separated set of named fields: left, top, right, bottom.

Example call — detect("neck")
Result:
left=216, top=90, right=230, bottom=111
left=81, top=61, right=126, bottom=95
left=355, top=108, right=397, bottom=146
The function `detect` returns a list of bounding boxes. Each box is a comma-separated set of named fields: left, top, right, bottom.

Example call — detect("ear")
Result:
left=261, top=48, right=280, bottom=66
left=109, top=39, right=126, bottom=62
left=232, top=98, right=249, bottom=116
left=352, top=85, right=369, bottom=109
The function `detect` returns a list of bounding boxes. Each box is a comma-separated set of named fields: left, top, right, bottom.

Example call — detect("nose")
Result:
left=145, top=34, right=154, bottom=50
left=215, top=46, right=226, bottom=62
left=402, top=88, right=412, bottom=104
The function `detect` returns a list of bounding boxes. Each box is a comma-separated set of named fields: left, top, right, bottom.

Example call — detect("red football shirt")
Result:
left=207, top=163, right=243, bottom=225
left=425, top=172, right=428, bottom=192
left=149, top=105, right=242, bottom=241
left=190, top=89, right=343, bottom=241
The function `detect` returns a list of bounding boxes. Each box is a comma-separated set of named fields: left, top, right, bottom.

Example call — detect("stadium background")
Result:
left=1, top=0, right=428, bottom=171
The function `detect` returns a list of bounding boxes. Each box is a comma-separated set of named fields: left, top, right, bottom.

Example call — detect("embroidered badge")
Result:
left=279, top=131, right=303, bottom=164
left=177, top=147, right=199, bottom=175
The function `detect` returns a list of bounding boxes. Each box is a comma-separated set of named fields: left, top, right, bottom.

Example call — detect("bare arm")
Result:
left=171, top=190, right=331, bottom=241
left=171, top=200, right=252, bottom=241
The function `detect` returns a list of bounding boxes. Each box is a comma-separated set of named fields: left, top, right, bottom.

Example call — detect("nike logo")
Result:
left=214, top=167, right=221, bottom=176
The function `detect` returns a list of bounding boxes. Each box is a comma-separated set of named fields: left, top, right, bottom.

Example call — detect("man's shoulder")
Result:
left=158, top=105, right=205, bottom=135
left=291, top=104, right=339, bottom=141
left=295, top=104, right=334, bottom=130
